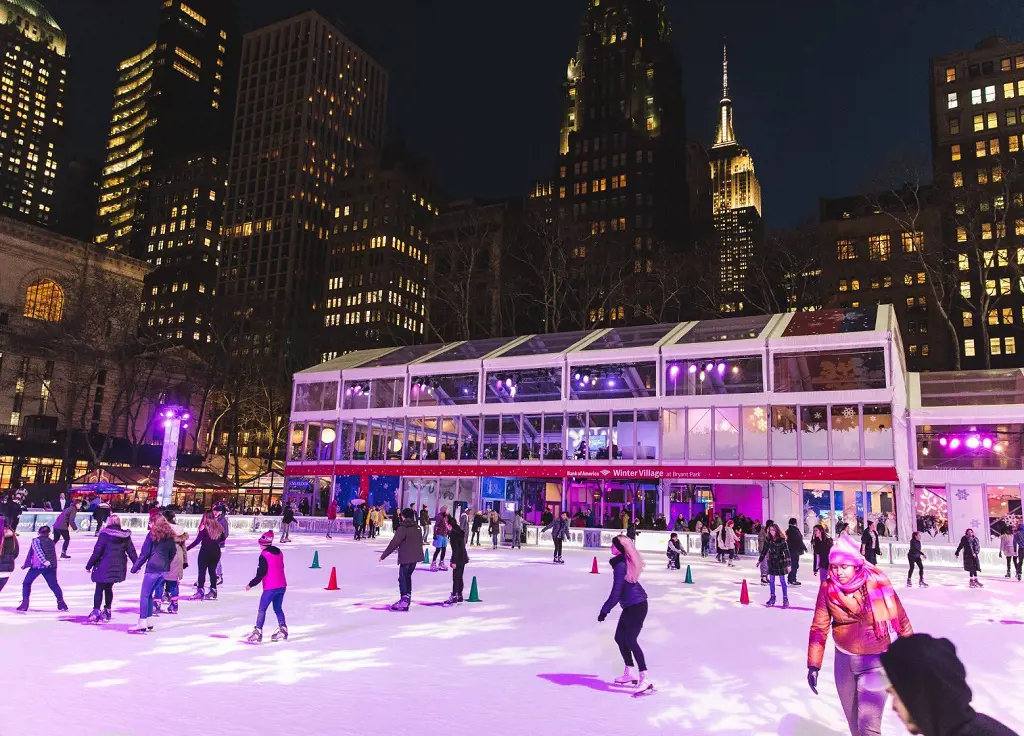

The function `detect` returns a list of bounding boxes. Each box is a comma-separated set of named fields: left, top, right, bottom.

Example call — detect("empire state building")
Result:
left=709, top=44, right=762, bottom=313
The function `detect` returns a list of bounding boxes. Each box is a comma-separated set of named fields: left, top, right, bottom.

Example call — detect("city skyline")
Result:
left=44, top=0, right=1024, bottom=229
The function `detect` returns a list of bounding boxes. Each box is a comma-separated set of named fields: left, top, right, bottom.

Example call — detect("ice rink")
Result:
left=1, top=530, right=1022, bottom=736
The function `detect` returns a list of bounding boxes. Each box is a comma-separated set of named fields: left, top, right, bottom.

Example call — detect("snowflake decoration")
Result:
left=842, top=407, right=856, bottom=418
left=970, top=519, right=981, bottom=530
left=955, top=488, right=970, bottom=502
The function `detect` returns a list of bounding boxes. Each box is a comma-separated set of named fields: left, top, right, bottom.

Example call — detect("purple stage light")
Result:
left=688, top=364, right=697, bottom=375
left=982, top=437, right=993, bottom=449
left=606, top=378, right=616, bottom=387
left=705, top=363, right=714, bottom=372
left=717, top=363, right=726, bottom=375
left=939, top=437, right=947, bottom=447
left=505, top=378, right=513, bottom=388
left=669, top=364, right=680, bottom=378
left=949, top=438, right=961, bottom=450
left=574, top=373, right=581, bottom=381
left=965, top=435, right=981, bottom=450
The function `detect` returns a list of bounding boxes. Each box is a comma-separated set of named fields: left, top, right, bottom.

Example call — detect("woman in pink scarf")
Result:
left=807, top=533, right=913, bottom=736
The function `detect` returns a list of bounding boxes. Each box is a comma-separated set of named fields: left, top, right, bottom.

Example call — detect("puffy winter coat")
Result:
left=23, top=535, right=57, bottom=569
left=282, top=507, right=295, bottom=524
left=132, top=532, right=177, bottom=575
left=807, top=581, right=913, bottom=670
left=419, top=508, right=430, bottom=526
left=954, top=535, right=981, bottom=573
left=433, top=512, right=451, bottom=538
left=53, top=506, right=77, bottom=532
left=459, top=512, right=471, bottom=536
left=758, top=536, right=792, bottom=576
left=542, top=518, right=570, bottom=540
left=380, top=519, right=424, bottom=565
left=714, top=525, right=737, bottom=551
left=999, top=533, right=1014, bottom=557
left=908, top=538, right=923, bottom=560
left=786, top=524, right=807, bottom=557
left=0, top=525, right=19, bottom=573
left=448, top=524, right=469, bottom=566
left=812, top=535, right=834, bottom=572
left=86, top=526, right=138, bottom=584
left=598, top=555, right=647, bottom=617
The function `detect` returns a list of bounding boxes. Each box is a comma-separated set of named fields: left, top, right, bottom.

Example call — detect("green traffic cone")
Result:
left=424, top=547, right=430, bottom=564
left=683, top=565, right=693, bottom=584
left=309, top=551, right=320, bottom=569
left=467, top=576, right=481, bottom=602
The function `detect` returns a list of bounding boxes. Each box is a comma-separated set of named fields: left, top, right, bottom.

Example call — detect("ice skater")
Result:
left=84, top=515, right=138, bottom=623
left=130, top=514, right=177, bottom=632
left=666, top=533, right=685, bottom=569
left=419, top=505, right=431, bottom=542
left=542, top=511, right=570, bottom=563
left=281, top=502, right=295, bottom=543
left=757, top=522, right=791, bottom=608
left=162, top=517, right=188, bottom=613
left=907, top=531, right=928, bottom=587
left=17, top=526, right=67, bottom=612
left=431, top=507, right=450, bottom=571
left=999, top=525, right=1015, bottom=578
left=379, top=508, right=424, bottom=611
left=487, top=511, right=503, bottom=549
left=187, top=511, right=224, bottom=600
left=245, top=530, right=288, bottom=643
left=471, top=510, right=484, bottom=546
left=215, top=503, right=229, bottom=585
left=353, top=503, right=365, bottom=541
left=811, top=525, right=833, bottom=583
left=597, top=535, right=653, bottom=697
left=52, top=503, right=77, bottom=559
left=954, top=528, right=983, bottom=588
left=444, top=512, right=469, bottom=606
left=807, top=533, right=913, bottom=736
left=713, top=519, right=737, bottom=566
left=1014, top=523, right=1024, bottom=582
left=786, top=517, right=807, bottom=586
left=0, top=518, right=18, bottom=595
left=326, top=497, right=337, bottom=539
left=860, top=521, right=881, bottom=566
left=699, top=523, right=710, bottom=558
left=510, top=509, right=526, bottom=550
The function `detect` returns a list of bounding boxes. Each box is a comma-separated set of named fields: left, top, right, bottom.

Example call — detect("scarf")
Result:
left=827, top=562, right=900, bottom=640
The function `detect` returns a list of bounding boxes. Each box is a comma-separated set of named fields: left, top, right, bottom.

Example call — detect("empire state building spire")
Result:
left=713, top=42, right=736, bottom=147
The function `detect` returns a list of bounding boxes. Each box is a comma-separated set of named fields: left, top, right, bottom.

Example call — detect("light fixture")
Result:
left=688, top=364, right=697, bottom=375
left=509, top=386, right=517, bottom=397
left=731, top=366, right=740, bottom=375
left=698, top=371, right=705, bottom=382
left=922, top=446, right=929, bottom=456
left=669, top=364, right=680, bottom=378
left=982, top=437, right=993, bottom=449
left=965, top=435, right=981, bottom=450
left=321, top=427, right=336, bottom=444
left=606, top=378, right=616, bottom=387
left=939, top=437, right=948, bottom=447
left=705, top=363, right=714, bottom=372
left=505, top=378, right=513, bottom=388
left=574, top=372, right=581, bottom=381
left=717, top=363, right=726, bottom=375
left=949, top=438, right=961, bottom=450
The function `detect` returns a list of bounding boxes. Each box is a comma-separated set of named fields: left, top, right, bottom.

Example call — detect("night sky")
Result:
left=45, top=0, right=1024, bottom=227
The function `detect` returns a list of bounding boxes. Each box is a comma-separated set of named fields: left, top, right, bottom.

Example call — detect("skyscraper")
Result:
left=322, top=143, right=438, bottom=355
left=0, top=0, right=67, bottom=228
left=930, top=37, right=1024, bottom=369
left=219, top=11, right=387, bottom=370
left=95, top=0, right=239, bottom=346
left=709, top=44, right=762, bottom=314
left=555, top=0, right=699, bottom=327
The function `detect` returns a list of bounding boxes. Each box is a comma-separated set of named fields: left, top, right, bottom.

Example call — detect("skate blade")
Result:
left=631, top=684, right=656, bottom=698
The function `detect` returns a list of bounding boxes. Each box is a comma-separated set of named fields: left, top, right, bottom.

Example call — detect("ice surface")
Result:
left=1, top=532, right=1022, bottom=736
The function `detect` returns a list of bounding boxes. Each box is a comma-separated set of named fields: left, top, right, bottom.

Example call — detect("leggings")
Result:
left=197, top=549, right=221, bottom=590
left=1007, top=556, right=1014, bottom=575
left=1016, top=554, right=1024, bottom=576
left=93, top=582, right=114, bottom=609
left=614, top=600, right=648, bottom=671
left=768, top=575, right=788, bottom=598
left=834, top=650, right=885, bottom=736
left=432, top=543, right=447, bottom=563
left=471, top=530, right=481, bottom=545
left=553, top=538, right=563, bottom=559
left=53, top=528, right=70, bottom=554
left=452, top=564, right=465, bottom=597
left=908, top=557, right=924, bottom=581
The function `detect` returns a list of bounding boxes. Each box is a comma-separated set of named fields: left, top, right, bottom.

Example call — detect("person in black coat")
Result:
left=281, top=503, right=296, bottom=543
left=785, top=518, right=807, bottom=586
left=907, top=531, right=928, bottom=587
left=379, top=509, right=425, bottom=611
left=445, top=521, right=469, bottom=605
left=84, top=516, right=138, bottom=622
left=811, top=525, right=834, bottom=583
left=471, top=511, right=485, bottom=546
left=860, top=521, right=881, bottom=566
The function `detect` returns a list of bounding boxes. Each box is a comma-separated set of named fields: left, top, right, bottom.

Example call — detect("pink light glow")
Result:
left=949, top=438, right=961, bottom=450
left=982, top=438, right=993, bottom=449
left=669, top=365, right=680, bottom=378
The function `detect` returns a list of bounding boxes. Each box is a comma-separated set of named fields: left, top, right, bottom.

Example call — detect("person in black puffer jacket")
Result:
left=598, top=535, right=653, bottom=696
left=444, top=519, right=469, bottom=605
left=0, top=517, right=19, bottom=594
left=187, top=511, right=225, bottom=600
left=85, top=515, right=138, bottom=622
left=757, top=523, right=792, bottom=608
left=811, top=525, right=833, bottom=583
left=907, top=531, right=928, bottom=588
left=18, top=526, right=67, bottom=612
left=281, top=503, right=296, bottom=543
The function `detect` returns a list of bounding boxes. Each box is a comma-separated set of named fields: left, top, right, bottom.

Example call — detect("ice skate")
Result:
left=216, top=575, right=224, bottom=586
left=60, top=553, right=71, bottom=559
left=919, top=580, right=929, bottom=588
left=102, top=608, right=111, bottom=621
left=131, top=617, right=148, bottom=632
left=782, top=597, right=790, bottom=609
left=167, top=600, right=178, bottom=614
left=16, top=599, right=28, bottom=612
left=1017, top=574, right=1021, bottom=581
left=430, top=561, right=438, bottom=572
left=204, top=588, right=218, bottom=600
left=766, top=596, right=776, bottom=607
left=632, top=673, right=655, bottom=698
left=760, top=575, right=768, bottom=586
left=189, top=586, right=205, bottom=601
left=1006, top=571, right=1011, bottom=578
left=907, top=580, right=913, bottom=587
left=614, top=666, right=637, bottom=686
left=390, top=595, right=411, bottom=612
left=245, top=628, right=263, bottom=644
left=152, top=599, right=163, bottom=614
left=87, top=609, right=102, bottom=623
left=57, top=600, right=68, bottom=612
left=974, top=579, right=984, bottom=588
left=789, top=580, right=802, bottom=587
left=442, top=594, right=458, bottom=607
left=271, top=626, right=289, bottom=642
left=438, top=562, right=448, bottom=571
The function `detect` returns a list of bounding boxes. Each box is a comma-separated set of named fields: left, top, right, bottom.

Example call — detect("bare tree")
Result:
left=740, top=224, right=826, bottom=315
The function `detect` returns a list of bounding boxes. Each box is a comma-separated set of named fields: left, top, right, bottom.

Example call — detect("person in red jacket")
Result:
left=326, top=498, right=338, bottom=539
left=244, top=530, right=288, bottom=644
left=807, top=533, right=913, bottom=736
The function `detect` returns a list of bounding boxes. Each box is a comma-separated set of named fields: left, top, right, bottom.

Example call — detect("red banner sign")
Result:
left=285, top=462, right=897, bottom=483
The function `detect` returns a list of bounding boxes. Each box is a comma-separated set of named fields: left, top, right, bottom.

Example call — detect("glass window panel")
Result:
left=567, top=412, right=586, bottom=459
left=783, top=306, right=877, bottom=336
left=293, top=381, right=338, bottom=412
left=774, top=349, right=886, bottom=392
left=831, top=405, right=861, bottom=460
left=485, top=368, right=562, bottom=403
left=289, top=422, right=305, bottom=461
left=368, top=420, right=387, bottom=461
left=303, top=424, right=320, bottom=461
left=771, top=406, right=798, bottom=460
left=342, top=381, right=370, bottom=410
left=336, top=421, right=353, bottom=460
left=636, top=410, right=660, bottom=459
left=406, top=418, right=423, bottom=460
left=581, top=323, right=677, bottom=351
left=439, top=417, right=459, bottom=461
left=802, top=484, right=831, bottom=535
left=423, top=418, right=440, bottom=460
left=915, top=485, right=948, bottom=541
left=587, top=411, right=611, bottom=459
left=422, top=336, right=518, bottom=363
left=800, top=406, right=829, bottom=460
left=387, top=420, right=404, bottom=460
left=543, top=413, right=564, bottom=460
left=662, top=408, right=686, bottom=459
left=522, top=414, right=543, bottom=459
left=674, top=315, right=772, bottom=343
left=612, top=411, right=635, bottom=461
left=863, top=404, right=894, bottom=461
left=482, top=417, right=499, bottom=460
left=358, top=343, right=447, bottom=367
left=569, top=362, right=657, bottom=400
left=370, top=378, right=404, bottom=409
left=832, top=483, right=859, bottom=535
left=714, top=408, right=740, bottom=460
left=741, top=406, right=768, bottom=460
left=500, top=331, right=591, bottom=357
left=352, top=421, right=368, bottom=460
left=687, top=408, right=712, bottom=460
left=986, top=485, right=1022, bottom=540
left=917, top=424, right=1023, bottom=469
left=459, top=417, right=479, bottom=461
left=664, top=356, right=763, bottom=396
left=867, top=484, right=898, bottom=539
left=919, top=369, right=1024, bottom=407
left=410, top=373, right=479, bottom=406
left=500, top=415, right=521, bottom=460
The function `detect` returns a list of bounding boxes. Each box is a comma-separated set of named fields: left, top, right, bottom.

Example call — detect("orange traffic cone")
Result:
left=739, top=579, right=750, bottom=605
left=325, top=566, right=340, bottom=591
left=590, top=556, right=599, bottom=574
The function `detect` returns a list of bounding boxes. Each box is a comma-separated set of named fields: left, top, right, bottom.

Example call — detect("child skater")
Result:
left=444, top=511, right=469, bottom=606
left=245, top=530, right=288, bottom=643
left=666, top=533, right=685, bottom=570
left=907, top=530, right=928, bottom=587
left=597, top=535, right=654, bottom=697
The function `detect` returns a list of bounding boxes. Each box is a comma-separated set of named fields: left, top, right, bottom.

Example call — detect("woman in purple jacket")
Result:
left=597, top=535, right=653, bottom=697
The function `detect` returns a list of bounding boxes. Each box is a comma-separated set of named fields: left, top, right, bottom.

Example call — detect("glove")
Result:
left=597, top=612, right=607, bottom=623
left=807, top=667, right=819, bottom=695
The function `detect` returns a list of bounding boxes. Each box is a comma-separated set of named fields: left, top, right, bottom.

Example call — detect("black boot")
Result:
left=16, top=598, right=28, bottom=612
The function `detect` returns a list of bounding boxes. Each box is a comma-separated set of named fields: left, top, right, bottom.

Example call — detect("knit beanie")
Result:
left=828, top=532, right=865, bottom=567
left=259, top=530, right=274, bottom=547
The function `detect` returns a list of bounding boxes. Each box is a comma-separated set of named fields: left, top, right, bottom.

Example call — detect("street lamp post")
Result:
left=157, top=406, right=190, bottom=507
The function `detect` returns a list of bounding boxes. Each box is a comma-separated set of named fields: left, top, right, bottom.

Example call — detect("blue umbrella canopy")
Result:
left=74, top=482, right=127, bottom=494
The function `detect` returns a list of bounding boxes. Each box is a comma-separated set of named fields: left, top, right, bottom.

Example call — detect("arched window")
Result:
left=23, top=279, right=65, bottom=322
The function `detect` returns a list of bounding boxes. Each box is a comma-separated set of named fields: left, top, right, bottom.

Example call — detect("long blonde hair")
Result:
left=614, top=535, right=645, bottom=584
left=201, top=511, right=224, bottom=541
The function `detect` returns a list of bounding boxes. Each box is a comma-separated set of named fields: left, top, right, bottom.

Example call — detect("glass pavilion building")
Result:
left=285, top=306, right=1024, bottom=548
